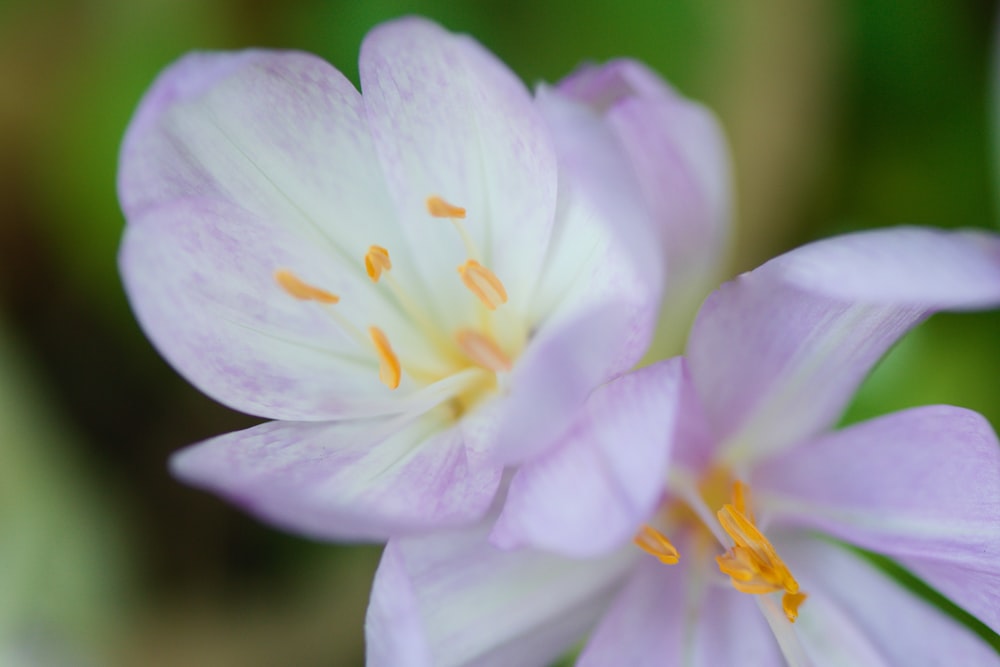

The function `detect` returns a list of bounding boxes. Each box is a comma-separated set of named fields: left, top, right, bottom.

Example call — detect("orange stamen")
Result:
left=633, top=524, right=680, bottom=565
left=458, top=259, right=508, bottom=310
left=426, top=195, right=467, bottom=219
left=365, top=245, right=392, bottom=283
left=274, top=269, right=339, bottom=304
left=715, top=481, right=806, bottom=623
left=369, top=326, right=401, bottom=390
left=455, top=329, right=512, bottom=372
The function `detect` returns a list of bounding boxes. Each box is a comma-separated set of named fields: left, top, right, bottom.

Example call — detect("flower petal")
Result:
left=118, top=49, right=406, bottom=264
left=359, top=17, right=558, bottom=328
left=487, top=300, right=653, bottom=465
left=687, top=227, right=1000, bottom=461
left=366, top=523, right=633, bottom=667
left=556, top=60, right=732, bottom=354
left=491, top=359, right=684, bottom=557
left=170, top=409, right=503, bottom=541
left=779, top=534, right=999, bottom=665
left=120, top=198, right=465, bottom=420
left=756, top=406, right=1000, bottom=633
left=578, top=557, right=781, bottom=666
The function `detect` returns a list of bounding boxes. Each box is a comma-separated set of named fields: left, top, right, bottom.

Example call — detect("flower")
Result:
left=366, top=227, right=1000, bottom=666
left=116, top=18, right=729, bottom=539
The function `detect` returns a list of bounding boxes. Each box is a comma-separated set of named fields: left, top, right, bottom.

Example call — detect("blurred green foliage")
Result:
left=1, top=0, right=999, bottom=664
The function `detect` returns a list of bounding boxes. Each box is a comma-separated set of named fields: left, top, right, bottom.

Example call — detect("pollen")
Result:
left=274, top=269, right=339, bottom=304
left=369, top=326, right=401, bottom=390
left=455, top=328, right=512, bottom=373
left=715, top=481, right=807, bottom=623
left=634, top=524, right=680, bottom=565
left=458, top=259, right=508, bottom=310
left=426, top=195, right=467, bottom=219
left=365, top=245, right=392, bottom=283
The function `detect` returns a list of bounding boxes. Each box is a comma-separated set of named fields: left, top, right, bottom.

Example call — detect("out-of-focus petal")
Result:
left=118, top=49, right=405, bottom=264
left=120, top=199, right=462, bottom=421
left=491, top=359, right=684, bottom=557
left=359, top=17, right=558, bottom=329
left=780, top=534, right=999, bottom=665
left=487, top=300, right=652, bottom=465
left=366, top=523, right=633, bottom=667
left=170, top=408, right=503, bottom=541
left=578, top=557, right=781, bottom=666
left=756, top=406, right=1000, bottom=633
left=687, top=227, right=1000, bottom=462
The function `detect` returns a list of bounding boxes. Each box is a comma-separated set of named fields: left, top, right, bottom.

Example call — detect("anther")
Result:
left=365, top=245, right=392, bottom=283
left=426, top=195, right=467, bottom=219
left=633, top=524, right=680, bottom=565
left=455, top=329, right=512, bottom=373
left=458, top=260, right=508, bottom=310
left=274, top=269, right=339, bottom=303
left=369, top=326, right=401, bottom=390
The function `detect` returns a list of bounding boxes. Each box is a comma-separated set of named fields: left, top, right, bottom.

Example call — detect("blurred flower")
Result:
left=366, top=227, right=1000, bottom=666
left=116, top=17, right=729, bottom=540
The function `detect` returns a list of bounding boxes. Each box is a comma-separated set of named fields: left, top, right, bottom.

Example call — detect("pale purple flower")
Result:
left=366, top=227, right=1000, bottom=666
left=116, top=17, right=729, bottom=540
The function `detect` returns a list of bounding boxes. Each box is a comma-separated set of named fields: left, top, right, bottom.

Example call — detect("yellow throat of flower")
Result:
left=634, top=473, right=807, bottom=623
left=272, top=195, right=520, bottom=414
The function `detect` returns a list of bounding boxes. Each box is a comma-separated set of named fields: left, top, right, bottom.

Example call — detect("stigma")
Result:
left=715, top=481, right=807, bottom=622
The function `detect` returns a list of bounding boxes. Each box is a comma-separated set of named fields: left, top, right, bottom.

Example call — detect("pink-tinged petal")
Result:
left=579, top=557, right=781, bottom=666
left=687, top=227, right=1000, bottom=461
left=488, top=300, right=653, bottom=465
left=118, top=49, right=408, bottom=266
left=120, top=199, right=463, bottom=420
left=170, top=409, right=503, bottom=541
left=359, top=17, right=558, bottom=328
left=756, top=406, right=1000, bottom=633
left=366, top=523, right=634, bottom=667
left=779, top=534, right=999, bottom=665
left=491, top=359, right=684, bottom=557
left=557, top=60, right=731, bottom=309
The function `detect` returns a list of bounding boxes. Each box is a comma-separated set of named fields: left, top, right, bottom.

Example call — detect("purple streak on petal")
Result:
left=757, top=406, right=1000, bottom=633
left=359, top=17, right=558, bottom=326
left=579, top=556, right=781, bottom=666
left=170, top=411, right=503, bottom=541
left=367, top=520, right=633, bottom=667
left=779, top=533, right=998, bottom=664
left=491, top=359, right=684, bottom=557
left=688, top=227, right=1000, bottom=461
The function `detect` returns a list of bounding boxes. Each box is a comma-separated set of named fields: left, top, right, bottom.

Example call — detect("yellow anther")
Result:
left=732, top=479, right=755, bottom=524
left=274, top=269, right=339, bottom=304
left=716, top=494, right=806, bottom=623
left=426, top=195, right=467, bottom=218
left=365, top=245, right=392, bottom=283
left=455, top=328, right=512, bottom=373
left=458, top=259, right=508, bottom=310
left=368, top=326, right=401, bottom=390
left=633, top=524, right=680, bottom=565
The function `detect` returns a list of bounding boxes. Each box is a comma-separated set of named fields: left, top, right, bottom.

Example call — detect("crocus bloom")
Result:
left=116, top=18, right=729, bottom=539
left=367, top=227, right=1000, bottom=666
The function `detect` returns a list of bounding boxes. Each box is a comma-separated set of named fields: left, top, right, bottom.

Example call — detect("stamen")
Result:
left=369, top=326, right=401, bottom=390
left=274, top=269, right=339, bottom=303
left=426, top=195, right=467, bottom=219
left=455, top=328, right=512, bottom=372
left=365, top=245, right=392, bottom=283
left=716, top=498, right=806, bottom=623
left=633, top=524, right=680, bottom=564
left=458, top=259, right=508, bottom=310
left=732, top=479, right=755, bottom=524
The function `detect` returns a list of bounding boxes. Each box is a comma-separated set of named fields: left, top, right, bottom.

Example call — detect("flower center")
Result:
left=633, top=471, right=807, bottom=623
left=273, top=195, right=521, bottom=412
